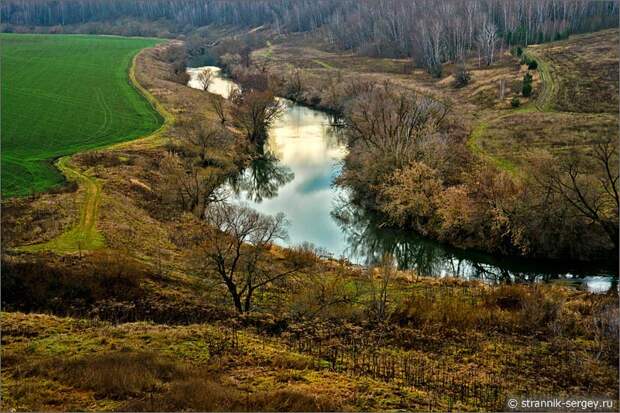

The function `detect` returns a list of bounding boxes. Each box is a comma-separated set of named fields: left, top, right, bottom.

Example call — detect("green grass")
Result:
left=1, top=34, right=163, bottom=197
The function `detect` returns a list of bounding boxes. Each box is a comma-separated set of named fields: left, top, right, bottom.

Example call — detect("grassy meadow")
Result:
left=1, top=34, right=163, bottom=197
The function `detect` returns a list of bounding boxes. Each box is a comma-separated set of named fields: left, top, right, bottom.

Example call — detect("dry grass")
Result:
left=528, top=29, right=619, bottom=113
left=255, top=28, right=618, bottom=175
left=479, top=111, right=617, bottom=165
left=1, top=188, right=79, bottom=248
left=2, top=279, right=617, bottom=412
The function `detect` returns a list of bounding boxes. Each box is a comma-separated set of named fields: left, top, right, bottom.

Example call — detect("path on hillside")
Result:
left=22, top=157, right=104, bottom=253
left=21, top=50, right=172, bottom=254
left=467, top=48, right=558, bottom=173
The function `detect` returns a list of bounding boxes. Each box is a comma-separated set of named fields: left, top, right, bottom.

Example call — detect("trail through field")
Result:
left=16, top=43, right=173, bottom=254
left=22, top=157, right=104, bottom=253
left=467, top=48, right=558, bottom=173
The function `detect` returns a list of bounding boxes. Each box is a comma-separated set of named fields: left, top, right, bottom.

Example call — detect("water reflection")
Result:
left=332, top=197, right=618, bottom=291
left=187, top=66, right=237, bottom=98
left=229, top=152, right=294, bottom=203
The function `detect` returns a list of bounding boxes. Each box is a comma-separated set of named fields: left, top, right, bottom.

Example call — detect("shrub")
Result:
left=527, top=59, right=538, bottom=70
left=511, top=97, right=521, bottom=107
left=453, top=64, right=471, bottom=88
left=428, top=62, right=443, bottom=78
left=1, top=252, right=146, bottom=314
left=522, top=73, right=533, bottom=97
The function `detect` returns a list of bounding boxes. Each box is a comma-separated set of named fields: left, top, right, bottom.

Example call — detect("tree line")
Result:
left=4, top=0, right=617, bottom=75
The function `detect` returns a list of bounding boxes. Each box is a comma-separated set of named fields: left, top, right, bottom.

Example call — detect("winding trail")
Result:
left=21, top=49, right=173, bottom=254
left=467, top=48, right=558, bottom=173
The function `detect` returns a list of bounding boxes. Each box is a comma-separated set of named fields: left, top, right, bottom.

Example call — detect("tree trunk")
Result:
left=224, top=280, right=243, bottom=313
left=243, top=288, right=254, bottom=313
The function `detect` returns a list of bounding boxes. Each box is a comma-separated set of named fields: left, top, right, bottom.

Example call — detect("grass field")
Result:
left=1, top=34, right=163, bottom=197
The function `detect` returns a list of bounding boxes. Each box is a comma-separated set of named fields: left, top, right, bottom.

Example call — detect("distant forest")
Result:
left=3, top=1, right=618, bottom=60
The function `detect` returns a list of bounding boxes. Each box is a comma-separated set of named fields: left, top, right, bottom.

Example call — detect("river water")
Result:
left=187, top=66, right=617, bottom=293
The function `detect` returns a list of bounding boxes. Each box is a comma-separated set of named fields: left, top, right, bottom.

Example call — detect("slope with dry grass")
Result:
left=2, top=276, right=618, bottom=412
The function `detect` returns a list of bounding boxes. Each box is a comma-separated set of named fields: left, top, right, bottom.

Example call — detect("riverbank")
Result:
left=236, top=28, right=619, bottom=268
left=193, top=61, right=617, bottom=287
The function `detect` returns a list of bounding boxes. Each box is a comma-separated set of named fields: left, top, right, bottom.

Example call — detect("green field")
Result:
left=1, top=34, right=163, bottom=197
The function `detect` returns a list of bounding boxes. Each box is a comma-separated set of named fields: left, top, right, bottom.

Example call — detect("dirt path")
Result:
left=467, top=48, right=557, bottom=173
left=22, top=157, right=104, bottom=253
left=21, top=49, right=173, bottom=254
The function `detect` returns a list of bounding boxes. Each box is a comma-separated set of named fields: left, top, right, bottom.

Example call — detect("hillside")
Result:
left=0, top=0, right=618, bottom=410
left=1, top=36, right=619, bottom=411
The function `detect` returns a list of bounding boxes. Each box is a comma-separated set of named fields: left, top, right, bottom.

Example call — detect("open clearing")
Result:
left=1, top=34, right=163, bottom=197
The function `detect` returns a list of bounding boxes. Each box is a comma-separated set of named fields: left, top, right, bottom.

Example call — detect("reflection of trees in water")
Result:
left=229, top=151, right=294, bottom=203
left=331, top=197, right=567, bottom=284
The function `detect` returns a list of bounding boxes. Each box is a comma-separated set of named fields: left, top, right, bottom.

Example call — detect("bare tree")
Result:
left=231, top=90, right=283, bottom=143
left=345, top=82, right=447, bottom=167
left=197, top=68, right=214, bottom=91
left=476, top=17, right=497, bottom=66
left=177, top=118, right=227, bottom=165
left=199, top=202, right=300, bottom=313
left=366, top=253, right=397, bottom=324
left=209, top=94, right=227, bottom=124
left=535, top=138, right=619, bottom=250
left=159, top=152, right=227, bottom=217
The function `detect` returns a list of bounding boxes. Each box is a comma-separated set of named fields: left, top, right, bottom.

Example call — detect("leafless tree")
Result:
left=344, top=82, right=447, bottom=167
left=197, top=68, right=214, bottom=91
left=159, top=152, right=227, bottom=217
left=177, top=118, right=228, bottom=165
left=231, top=90, right=283, bottom=143
left=199, top=202, right=301, bottom=313
left=535, top=138, right=619, bottom=250
left=209, top=94, right=227, bottom=124
left=366, top=253, right=397, bottom=324
left=476, top=17, right=497, bottom=66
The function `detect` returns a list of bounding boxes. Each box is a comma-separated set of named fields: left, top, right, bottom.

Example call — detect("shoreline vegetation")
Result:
left=1, top=1, right=618, bottom=411
left=211, top=28, right=618, bottom=267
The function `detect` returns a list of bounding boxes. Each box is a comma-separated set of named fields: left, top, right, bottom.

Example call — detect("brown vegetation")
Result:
left=1, top=11, right=618, bottom=412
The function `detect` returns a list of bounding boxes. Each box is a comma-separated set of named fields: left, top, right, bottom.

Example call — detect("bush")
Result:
left=527, top=59, right=538, bottom=70
left=511, top=97, right=521, bottom=107
left=428, top=62, right=443, bottom=78
left=522, top=73, right=533, bottom=97
left=453, top=64, right=471, bottom=88
left=1, top=252, right=145, bottom=313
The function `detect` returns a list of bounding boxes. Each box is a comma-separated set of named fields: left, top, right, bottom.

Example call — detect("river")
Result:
left=187, top=66, right=617, bottom=293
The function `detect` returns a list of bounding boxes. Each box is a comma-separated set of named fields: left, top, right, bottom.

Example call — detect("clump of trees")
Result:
left=335, top=80, right=618, bottom=262
left=159, top=152, right=228, bottom=218
left=231, top=89, right=283, bottom=143
left=157, top=43, right=189, bottom=84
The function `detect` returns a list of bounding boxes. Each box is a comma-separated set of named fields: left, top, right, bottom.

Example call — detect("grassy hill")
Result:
left=1, top=34, right=163, bottom=197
